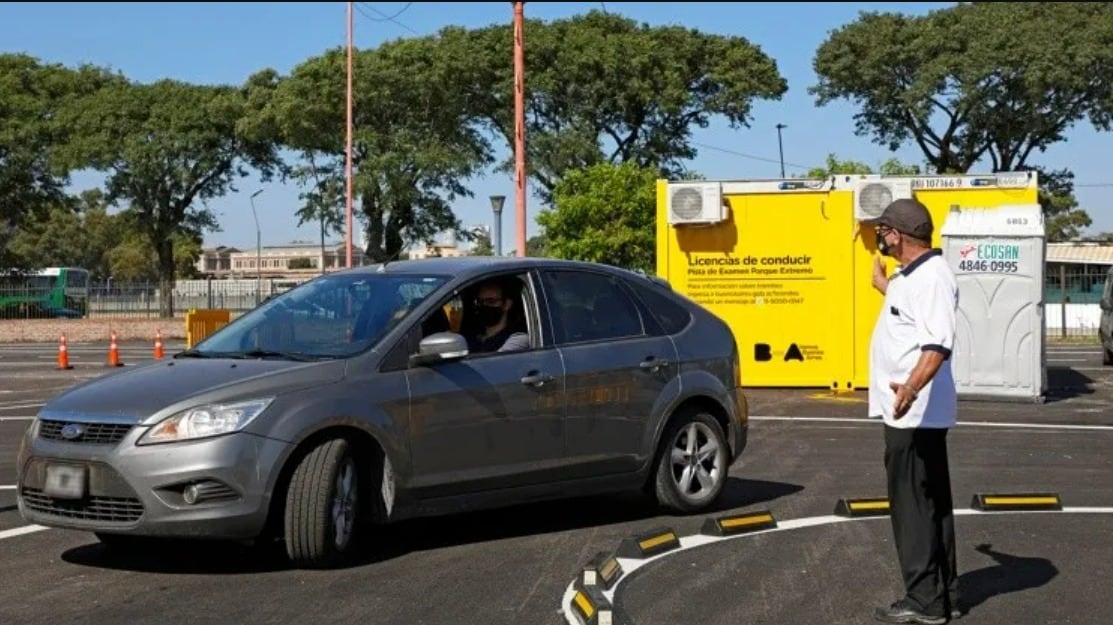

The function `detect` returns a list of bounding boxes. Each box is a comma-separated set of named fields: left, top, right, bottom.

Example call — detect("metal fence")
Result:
left=0, top=278, right=298, bottom=320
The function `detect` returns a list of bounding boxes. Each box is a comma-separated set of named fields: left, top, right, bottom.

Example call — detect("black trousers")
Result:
left=883, top=425, right=959, bottom=616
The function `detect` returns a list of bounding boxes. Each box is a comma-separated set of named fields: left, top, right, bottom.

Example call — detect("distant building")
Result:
left=194, top=241, right=368, bottom=279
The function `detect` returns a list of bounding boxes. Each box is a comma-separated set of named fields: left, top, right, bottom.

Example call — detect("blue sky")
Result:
left=2, top=1, right=1110, bottom=251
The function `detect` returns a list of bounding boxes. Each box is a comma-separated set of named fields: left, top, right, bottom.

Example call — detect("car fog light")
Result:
left=183, top=484, right=200, bottom=505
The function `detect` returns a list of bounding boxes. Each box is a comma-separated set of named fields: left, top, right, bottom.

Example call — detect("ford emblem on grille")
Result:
left=60, top=423, right=85, bottom=440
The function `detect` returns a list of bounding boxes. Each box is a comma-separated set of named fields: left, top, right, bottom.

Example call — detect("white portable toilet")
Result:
left=940, top=204, right=1047, bottom=402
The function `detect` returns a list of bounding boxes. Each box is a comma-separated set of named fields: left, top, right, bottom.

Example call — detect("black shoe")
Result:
left=873, top=600, right=948, bottom=624
left=950, top=607, right=963, bottom=619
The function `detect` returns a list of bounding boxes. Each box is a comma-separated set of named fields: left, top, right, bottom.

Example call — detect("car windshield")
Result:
left=185, top=272, right=450, bottom=360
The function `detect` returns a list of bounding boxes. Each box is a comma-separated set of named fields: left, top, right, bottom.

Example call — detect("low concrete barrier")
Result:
left=0, top=319, right=187, bottom=343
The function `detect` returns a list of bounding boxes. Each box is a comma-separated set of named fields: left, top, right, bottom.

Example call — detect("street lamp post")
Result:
left=489, top=195, right=505, bottom=256
left=250, top=189, right=264, bottom=305
left=775, top=123, right=787, bottom=178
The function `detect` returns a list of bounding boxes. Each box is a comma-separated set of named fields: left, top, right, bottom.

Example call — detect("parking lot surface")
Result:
left=1, top=342, right=1109, bottom=625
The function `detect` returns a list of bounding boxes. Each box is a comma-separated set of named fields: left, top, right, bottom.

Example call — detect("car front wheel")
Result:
left=653, top=408, right=729, bottom=514
left=284, top=437, right=363, bottom=568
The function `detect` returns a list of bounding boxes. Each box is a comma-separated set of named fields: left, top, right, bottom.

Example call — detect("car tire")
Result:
left=652, top=408, right=729, bottom=514
left=284, top=437, right=363, bottom=568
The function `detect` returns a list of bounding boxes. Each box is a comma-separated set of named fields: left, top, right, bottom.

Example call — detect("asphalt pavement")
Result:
left=0, top=342, right=1109, bottom=625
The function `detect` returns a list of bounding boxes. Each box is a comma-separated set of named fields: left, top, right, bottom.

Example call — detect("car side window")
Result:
left=624, top=279, right=693, bottom=336
left=540, top=270, right=645, bottom=344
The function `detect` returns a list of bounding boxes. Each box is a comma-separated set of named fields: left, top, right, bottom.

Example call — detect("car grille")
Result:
left=20, top=488, right=144, bottom=523
left=38, top=420, right=133, bottom=445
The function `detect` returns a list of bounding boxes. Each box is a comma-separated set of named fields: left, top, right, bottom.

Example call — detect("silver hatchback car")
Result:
left=17, top=257, right=748, bottom=568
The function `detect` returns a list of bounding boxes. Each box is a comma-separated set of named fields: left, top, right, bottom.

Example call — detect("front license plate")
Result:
left=44, top=464, right=86, bottom=500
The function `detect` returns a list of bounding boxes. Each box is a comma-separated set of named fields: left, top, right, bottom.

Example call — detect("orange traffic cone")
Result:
left=153, top=329, right=164, bottom=360
left=57, top=334, right=73, bottom=370
left=107, top=330, right=123, bottom=367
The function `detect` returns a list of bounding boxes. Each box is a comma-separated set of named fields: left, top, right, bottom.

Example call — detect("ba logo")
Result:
left=754, top=343, right=805, bottom=362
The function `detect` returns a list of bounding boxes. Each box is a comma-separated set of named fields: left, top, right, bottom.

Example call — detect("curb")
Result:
left=560, top=491, right=1089, bottom=625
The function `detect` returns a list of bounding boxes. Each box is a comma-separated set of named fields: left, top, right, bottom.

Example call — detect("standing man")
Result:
left=866, top=198, right=961, bottom=625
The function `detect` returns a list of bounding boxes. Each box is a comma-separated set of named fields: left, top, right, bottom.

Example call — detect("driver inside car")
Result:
left=467, top=278, right=529, bottom=354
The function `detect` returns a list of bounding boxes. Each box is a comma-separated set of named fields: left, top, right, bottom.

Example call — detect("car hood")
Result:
left=39, top=357, right=347, bottom=424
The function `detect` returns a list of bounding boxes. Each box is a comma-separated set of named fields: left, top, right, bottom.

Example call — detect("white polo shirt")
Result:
left=868, top=249, right=959, bottom=429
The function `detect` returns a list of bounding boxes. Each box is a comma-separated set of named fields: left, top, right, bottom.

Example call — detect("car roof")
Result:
left=332, top=256, right=673, bottom=289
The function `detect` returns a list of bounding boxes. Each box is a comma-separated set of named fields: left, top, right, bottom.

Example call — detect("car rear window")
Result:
left=626, top=279, right=692, bottom=335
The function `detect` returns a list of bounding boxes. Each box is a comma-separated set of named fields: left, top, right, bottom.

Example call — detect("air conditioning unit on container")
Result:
left=667, top=182, right=726, bottom=226
left=854, top=178, right=913, bottom=222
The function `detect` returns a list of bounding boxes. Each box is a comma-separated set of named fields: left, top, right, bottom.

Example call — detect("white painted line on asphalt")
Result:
left=0, top=486, right=15, bottom=490
left=1048, top=349, right=1101, bottom=354
left=0, top=525, right=49, bottom=541
left=560, top=506, right=1113, bottom=625
left=0, top=403, right=44, bottom=411
left=750, top=415, right=1113, bottom=432
left=0, top=417, right=35, bottom=422
left=1049, top=358, right=1088, bottom=363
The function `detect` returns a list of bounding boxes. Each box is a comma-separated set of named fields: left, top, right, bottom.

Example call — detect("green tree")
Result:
left=107, top=231, right=202, bottom=283
left=811, top=3, right=1113, bottom=174
left=64, top=78, right=279, bottom=316
left=526, top=235, right=549, bottom=258
left=470, top=230, right=494, bottom=256
left=538, top=162, right=657, bottom=272
left=0, top=54, right=122, bottom=269
left=803, top=153, right=922, bottom=178
left=1025, top=166, right=1091, bottom=242
left=459, top=10, right=788, bottom=201
left=6, top=189, right=121, bottom=278
left=293, top=151, right=345, bottom=247
left=265, top=35, right=493, bottom=264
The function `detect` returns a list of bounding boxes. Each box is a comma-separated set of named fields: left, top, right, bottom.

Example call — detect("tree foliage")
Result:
left=459, top=10, right=787, bottom=200
left=803, top=153, right=922, bottom=178
left=811, top=3, right=1113, bottom=174
left=63, top=77, right=279, bottom=316
left=1022, top=166, right=1091, bottom=242
left=538, top=162, right=658, bottom=272
left=470, top=230, right=494, bottom=256
left=267, top=37, right=493, bottom=263
left=0, top=54, right=123, bottom=269
left=8, top=188, right=202, bottom=281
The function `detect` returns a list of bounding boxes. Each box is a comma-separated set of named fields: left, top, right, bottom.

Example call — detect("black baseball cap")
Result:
left=865, top=198, right=933, bottom=241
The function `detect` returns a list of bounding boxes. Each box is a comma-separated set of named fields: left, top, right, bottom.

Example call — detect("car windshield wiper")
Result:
left=233, top=349, right=320, bottom=362
left=174, top=349, right=212, bottom=359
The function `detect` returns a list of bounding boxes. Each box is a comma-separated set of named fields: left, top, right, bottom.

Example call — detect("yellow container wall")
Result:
left=658, top=177, right=1039, bottom=389
left=658, top=184, right=854, bottom=388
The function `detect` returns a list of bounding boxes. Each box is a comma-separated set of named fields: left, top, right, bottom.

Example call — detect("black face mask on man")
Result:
left=477, top=304, right=504, bottom=328
left=876, top=227, right=894, bottom=257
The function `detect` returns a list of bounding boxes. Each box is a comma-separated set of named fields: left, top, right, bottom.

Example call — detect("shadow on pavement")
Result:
left=1044, top=367, right=1095, bottom=402
left=58, top=477, right=804, bottom=574
left=959, top=543, right=1058, bottom=615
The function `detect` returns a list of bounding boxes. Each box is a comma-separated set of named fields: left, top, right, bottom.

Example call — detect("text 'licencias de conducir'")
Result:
left=686, top=255, right=814, bottom=276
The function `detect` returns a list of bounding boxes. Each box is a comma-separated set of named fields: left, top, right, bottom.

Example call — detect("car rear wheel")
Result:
left=653, top=408, right=729, bottom=514
left=284, top=437, right=363, bottom=568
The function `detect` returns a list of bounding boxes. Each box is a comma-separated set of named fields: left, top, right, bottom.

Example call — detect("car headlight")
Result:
left=137, top=398, right=274, bottom=445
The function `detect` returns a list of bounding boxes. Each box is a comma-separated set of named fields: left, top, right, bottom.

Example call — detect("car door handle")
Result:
left=521, top=371, right=555, bottom=386
left=640, top=357, right=669, bottom=371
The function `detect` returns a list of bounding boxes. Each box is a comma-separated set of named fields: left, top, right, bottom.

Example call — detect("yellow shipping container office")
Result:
left=656, top=173, right=1040, bottom=389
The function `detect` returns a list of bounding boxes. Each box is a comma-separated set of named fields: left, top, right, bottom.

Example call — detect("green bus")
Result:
left=0, top=266, right=91, bottom=318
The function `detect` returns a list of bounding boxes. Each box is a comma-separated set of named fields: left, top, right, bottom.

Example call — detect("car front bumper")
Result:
left=16, top=419, right=293, bottom=540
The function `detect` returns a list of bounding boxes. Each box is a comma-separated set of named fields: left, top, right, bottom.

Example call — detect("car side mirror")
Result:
left=409, top=332, right=469, bottom=367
